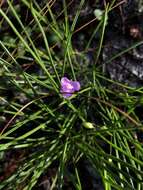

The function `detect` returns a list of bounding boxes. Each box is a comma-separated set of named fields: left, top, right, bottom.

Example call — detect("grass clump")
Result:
left=0, top=0, right=143, bottom=189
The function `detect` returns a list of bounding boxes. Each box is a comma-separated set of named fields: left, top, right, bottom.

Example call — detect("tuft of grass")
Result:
left=0, top=0, right=143, bottom=189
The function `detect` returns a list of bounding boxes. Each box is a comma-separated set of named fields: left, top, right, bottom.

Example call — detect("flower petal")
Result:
left=61, top=77, right=70, bottom=86
left=62, top=92, right=73, bottom=98
left=72, top=81, right=81, bottom=91
left=60, top=77, right=80, bottom=98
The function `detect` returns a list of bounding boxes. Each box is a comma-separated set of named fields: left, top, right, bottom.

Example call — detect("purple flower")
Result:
left=60, top=77, right=80, bottom=98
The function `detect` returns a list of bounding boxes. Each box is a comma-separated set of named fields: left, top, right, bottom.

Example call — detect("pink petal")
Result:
left=72, top=81, right=81, bottom=91
left=61, top=77, right=71, bottom=86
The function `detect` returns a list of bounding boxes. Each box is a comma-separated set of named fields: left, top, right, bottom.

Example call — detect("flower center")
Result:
left=66, top=83, right=73, bottom=90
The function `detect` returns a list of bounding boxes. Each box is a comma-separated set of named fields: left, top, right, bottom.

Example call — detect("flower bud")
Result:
left=83, top=122, right=94, bottom=129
